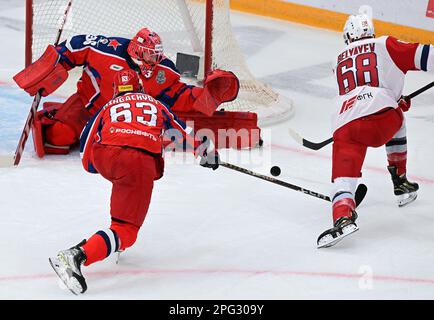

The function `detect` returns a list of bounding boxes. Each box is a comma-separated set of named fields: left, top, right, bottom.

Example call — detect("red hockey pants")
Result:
left=332, top=107, right=404, bottom=181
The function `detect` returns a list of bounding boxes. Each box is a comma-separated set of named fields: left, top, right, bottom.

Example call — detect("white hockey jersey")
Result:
left=332, top=36, right=433, bottom=132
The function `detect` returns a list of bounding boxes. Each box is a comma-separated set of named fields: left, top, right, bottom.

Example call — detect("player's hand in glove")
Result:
left=200, top=148, right=220, bottom=170
left=197, top=136, right=220, bottom=170
left=398, top=95, right=411, bottom=112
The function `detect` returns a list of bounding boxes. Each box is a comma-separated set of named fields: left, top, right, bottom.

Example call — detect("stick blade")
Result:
left=303, top=137, right=333, bottom=150
left=288, top=128, right=333, bottom=150
left=355, top=183, right=368, bottom=208
left=288, top=128, right=303, bottom=145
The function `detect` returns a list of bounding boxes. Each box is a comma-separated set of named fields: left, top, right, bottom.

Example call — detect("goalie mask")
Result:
left=113, top=69, right=142, bottom=97
left=343, top=14, right=375, bottom=45
left=128, top=28, right=164, bottom=77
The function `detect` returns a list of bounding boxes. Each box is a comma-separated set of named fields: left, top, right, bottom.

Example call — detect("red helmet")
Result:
left=113, top=69, right=142, bottom=96
left=128, top=28, right=164, bottom=77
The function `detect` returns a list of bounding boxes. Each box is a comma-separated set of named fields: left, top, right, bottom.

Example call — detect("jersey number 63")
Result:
left=109, top=102, right=158, bottom=127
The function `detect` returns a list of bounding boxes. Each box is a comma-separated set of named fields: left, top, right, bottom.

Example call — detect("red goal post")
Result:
left=25, top=0, right=294, bottom=126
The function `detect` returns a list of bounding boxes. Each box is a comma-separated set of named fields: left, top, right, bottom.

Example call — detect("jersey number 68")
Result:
left=337, top=52, right=379, bottom=95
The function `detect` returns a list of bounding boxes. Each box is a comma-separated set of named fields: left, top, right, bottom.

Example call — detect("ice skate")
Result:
left=387, top=166, right=419, bottom=207
left=49, top=241, right=87, bottom=295
left=317, top=211, right=359, bottom=248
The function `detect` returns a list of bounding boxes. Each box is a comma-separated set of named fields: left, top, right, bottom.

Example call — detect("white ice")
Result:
left=0, top=3, right=434, bottom=299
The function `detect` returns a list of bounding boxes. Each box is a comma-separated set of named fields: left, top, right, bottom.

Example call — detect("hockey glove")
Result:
left=398, top=96, right=411, bottom=112
left=197, top=137, right=220, bottom=170
left=200, top=149, right=220, bottom=170
left=13, top=45, right=68, bottom=97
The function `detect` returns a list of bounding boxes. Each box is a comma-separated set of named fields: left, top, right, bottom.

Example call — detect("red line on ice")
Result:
left=2, top=268, right=434, bottom=286
left=271, top=143, right=434, bottom=185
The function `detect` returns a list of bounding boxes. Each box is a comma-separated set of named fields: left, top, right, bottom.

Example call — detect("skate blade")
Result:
left=317, top=224, right=359, bottom=249
left=397, top=192, right=417, bottom=207
left=115, top=250, right=124, bottom=264
left=49, top=257, right=83, bottom=295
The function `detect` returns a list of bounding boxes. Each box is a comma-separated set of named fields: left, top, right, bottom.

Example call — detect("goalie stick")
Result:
left=288, top=81, right=434, bottom=151
left=220, top=162, right=367, bottom=207
left=0, top=0, right=73, bottom=168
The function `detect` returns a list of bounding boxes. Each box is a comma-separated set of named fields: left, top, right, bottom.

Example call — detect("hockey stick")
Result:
left=287, top=129, right=332, bottom=151
left=406, top=80, right=434, bottom=99
left=220, top=161, right=367, bottom=207
left=5, top=0, right=73, bottom=167
left=288, top=81, right=434, bottom=151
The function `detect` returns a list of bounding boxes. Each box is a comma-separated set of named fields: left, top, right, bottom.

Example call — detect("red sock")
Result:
left=332, top=198, right=356, bottom=223
left=81, top=223, right=139, bottom=266
left=81, top=229, right=120, bottom=266
left=387, top=151, right=407, bottom=176
left=81, top=234, right=107, bottom=266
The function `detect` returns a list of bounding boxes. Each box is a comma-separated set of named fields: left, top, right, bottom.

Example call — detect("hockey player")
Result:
left=317, top=13, right=433, bottom=248
left=13, top=27, right=239, bottom=156
left=48, top=70, right=220, bottom=294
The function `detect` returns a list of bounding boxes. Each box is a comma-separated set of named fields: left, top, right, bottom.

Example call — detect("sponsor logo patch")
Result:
left=118, top=85, right=134, bottom=92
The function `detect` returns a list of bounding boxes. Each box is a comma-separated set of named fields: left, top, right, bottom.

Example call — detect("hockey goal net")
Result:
left=26, top=0, right=294, bottom=125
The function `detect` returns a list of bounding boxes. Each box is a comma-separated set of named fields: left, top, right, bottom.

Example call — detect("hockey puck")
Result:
left=270, top=166, right=281, bottom=177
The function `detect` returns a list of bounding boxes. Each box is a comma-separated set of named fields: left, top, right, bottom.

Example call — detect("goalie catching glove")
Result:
left=13, top=45, right=69, bottom=97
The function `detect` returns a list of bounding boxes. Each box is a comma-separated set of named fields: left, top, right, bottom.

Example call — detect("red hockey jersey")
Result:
left=57, top=34, right=186, bottom=115
left=80, top=92, right=195, bottom=173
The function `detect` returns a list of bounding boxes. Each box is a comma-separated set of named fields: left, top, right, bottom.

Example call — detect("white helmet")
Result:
left=343, top=14, right=375, bottom=44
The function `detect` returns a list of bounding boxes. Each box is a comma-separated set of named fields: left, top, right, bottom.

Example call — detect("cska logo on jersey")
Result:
left=156, top=70, right=166, bottom=84
left=108, top=39, right=122, bottom=50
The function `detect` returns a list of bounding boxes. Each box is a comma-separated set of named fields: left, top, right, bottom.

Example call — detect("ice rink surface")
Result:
left=0, top=2, right=433, bottom=299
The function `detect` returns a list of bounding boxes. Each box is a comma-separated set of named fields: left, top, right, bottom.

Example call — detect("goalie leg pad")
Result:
left=174, top=110, right=261, bottom=149
left=44, top=121, right=77, bottom=147
left=36, top=94, right=90, bottom=155
left=32, top=116, right=45, bottom=158
left=32, top=101, right=67, bottom=157
left=52, top=93, right=90, bottom=137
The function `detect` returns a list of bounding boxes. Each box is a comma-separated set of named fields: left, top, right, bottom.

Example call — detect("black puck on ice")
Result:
left=270, top=166, right=281, bottom=177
